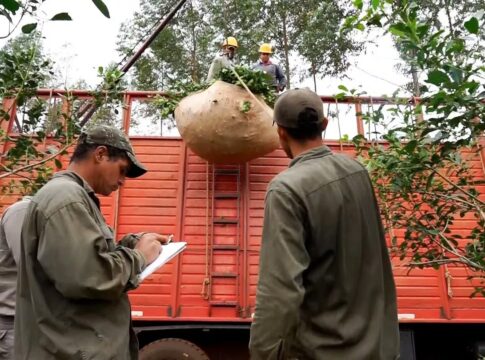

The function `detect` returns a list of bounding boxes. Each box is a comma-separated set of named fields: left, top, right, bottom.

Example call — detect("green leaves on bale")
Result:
left=218, top=66, right=276, bottom=107
left=154, top=66, right=277, bottom=119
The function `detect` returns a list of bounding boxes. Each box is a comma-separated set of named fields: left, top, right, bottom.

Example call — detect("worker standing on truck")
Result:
left=249, top=89, right=400, bottom=359
left=206, top=36, right=238, bottom=82
left=252, top=43, right=286, bottom=92
left=0, top=197, right=31, bottom=360
left=14, top=125, right=169, bottom=360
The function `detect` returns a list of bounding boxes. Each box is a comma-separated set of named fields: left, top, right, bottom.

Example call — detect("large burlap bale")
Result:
left=174, top=81, right=279, bottom=164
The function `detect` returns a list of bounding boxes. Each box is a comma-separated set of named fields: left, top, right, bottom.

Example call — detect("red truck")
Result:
left=2, top=90, right=485, bottom=360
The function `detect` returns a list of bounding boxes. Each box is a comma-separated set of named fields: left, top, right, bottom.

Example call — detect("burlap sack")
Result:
left=174, top=81, right=279, bottom=163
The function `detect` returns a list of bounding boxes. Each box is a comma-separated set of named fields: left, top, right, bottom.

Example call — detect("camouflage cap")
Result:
left=80, top=125, right=147, bottom=178
left=273, top=88, right=324, bottom=129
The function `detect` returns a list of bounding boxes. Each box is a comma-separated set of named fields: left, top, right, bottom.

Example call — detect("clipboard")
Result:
left=139, top=242, right=187, bottom=281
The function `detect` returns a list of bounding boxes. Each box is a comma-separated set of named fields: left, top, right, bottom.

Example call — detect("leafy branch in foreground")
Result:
left=342, top=0, right=485, bottom=292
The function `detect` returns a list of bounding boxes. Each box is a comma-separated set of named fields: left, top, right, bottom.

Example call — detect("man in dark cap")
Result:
left=249, top=89, right=400, bottom=359
left=15, top=125, right=168, bottom=360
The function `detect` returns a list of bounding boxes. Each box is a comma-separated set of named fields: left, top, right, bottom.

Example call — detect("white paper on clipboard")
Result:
left=139, top=242, right=187, bottom=281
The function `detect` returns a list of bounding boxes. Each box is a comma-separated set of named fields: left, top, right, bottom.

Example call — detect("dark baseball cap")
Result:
left=80, top=125, right=147, bottom=178
left=273, top=88, right=324, bottom=129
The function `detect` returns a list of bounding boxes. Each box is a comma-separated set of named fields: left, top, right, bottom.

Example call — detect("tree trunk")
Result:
left=312, top=62, right=317, bottom=92
left=411, top=65, right=420, bottom=97
left=444, top=0, right=454, bottom=34
left=410, top=49, right=420, bottom=97
left=190, top=3, right=198, bottom=82
left=282, top=12, right=291, bottom=89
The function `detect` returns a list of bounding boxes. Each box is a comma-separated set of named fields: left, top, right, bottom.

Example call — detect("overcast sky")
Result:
left=0, top=0, right=410, bottom=97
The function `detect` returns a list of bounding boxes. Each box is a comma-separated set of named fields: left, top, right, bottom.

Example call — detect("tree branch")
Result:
left=409, top=258, right=484, bottom=271
left=0, top=142, right=72, bottom=180
left=425, top=164, right=485, bottom=206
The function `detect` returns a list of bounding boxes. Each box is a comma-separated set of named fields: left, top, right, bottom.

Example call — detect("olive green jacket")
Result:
left=249, top=146, right=400, bottom=360
left=15, top=171, right=146, bottom=360
left=206, top=54, right=234, bottom=82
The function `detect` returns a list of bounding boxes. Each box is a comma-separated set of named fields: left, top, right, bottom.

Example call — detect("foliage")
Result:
left=260, top=0, right=359, bottom=89
left=0, top=32, right=53, bottom=104
left=342, top=0, right=485, bottom=285
left=117, top=0, right=215, bottom=88
left=84, top=65, right=126, bottom=128
left=198, top=0, right=266, bottom=66
left=0, top=46, right=77, bottom=195
left=154, top=66, right=276, bottom=119
left=1, top=0, right=111, bottom=39
left=391, top=0, right=484, bottom=95
left=118, top=0, right=360, bottom=91
left=154, top=81, right=209, bottom=119
left=219, top=66, right=276, bottom=106
left=0, top=2, right=129, bottom=196
left=296, top=2, right=363, bottom=84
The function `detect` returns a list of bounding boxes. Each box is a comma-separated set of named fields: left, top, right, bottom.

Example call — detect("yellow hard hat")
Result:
left=222, top=36, right=238, bottom=48
left=259, top=43, right=272, bottom=53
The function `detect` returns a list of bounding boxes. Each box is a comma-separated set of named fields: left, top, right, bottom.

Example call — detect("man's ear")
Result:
left=277, top=126, right=287, bottom=140
left=93, top=146, right=108, bottom=163
left=322, top=117, right=329, bottom=131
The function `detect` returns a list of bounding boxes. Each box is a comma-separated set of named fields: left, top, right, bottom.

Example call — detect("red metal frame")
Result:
left=172, top=143, right=187, bottom=317
left=1, top=90, right=484, bottom=325
left=26, top=89, right=421, bottom=139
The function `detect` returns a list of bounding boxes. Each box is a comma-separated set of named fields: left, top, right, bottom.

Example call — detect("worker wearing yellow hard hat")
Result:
left=252, top=43, right=287, bottom=92
left=206, top=36, right=239, bottom=82
left=222, top=36, right=238, bottom=49
left=258, top=43, right=272, bottom=54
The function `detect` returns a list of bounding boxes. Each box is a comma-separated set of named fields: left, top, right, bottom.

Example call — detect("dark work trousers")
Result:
left=0, top=315, right=14, bottom=360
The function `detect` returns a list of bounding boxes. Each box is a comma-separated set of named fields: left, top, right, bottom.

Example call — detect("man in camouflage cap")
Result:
left=81, top=125, right=147, bottom=178
left=15, top=125, right=168, bottom=359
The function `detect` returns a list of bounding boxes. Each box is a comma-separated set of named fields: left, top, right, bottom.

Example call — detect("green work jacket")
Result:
left=15, top=171, right=146, bottom=360
left=250, top=146, right=400, bottom=360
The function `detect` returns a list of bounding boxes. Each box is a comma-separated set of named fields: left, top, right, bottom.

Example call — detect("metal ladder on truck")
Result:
left=202, top=163, right=243, bottom=317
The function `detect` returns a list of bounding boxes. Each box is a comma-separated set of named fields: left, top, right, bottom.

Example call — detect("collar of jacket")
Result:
left=53, top=170, right=100, bottom=208
left=288, top=145, right=332, bottom=168
left=258, top=60, right=272, bottom=65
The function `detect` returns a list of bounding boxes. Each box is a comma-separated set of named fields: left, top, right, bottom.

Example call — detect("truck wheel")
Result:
left=140, top=338, right=210, bottom=360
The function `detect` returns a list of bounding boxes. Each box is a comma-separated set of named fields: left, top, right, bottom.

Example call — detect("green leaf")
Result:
left=54, top=159, right=63, bottom=169
left=371, top=0, right=380, bottom=10
left=448, top=67, right=463, bottom=83
left=353, top=0, right=363, bottom=10
left=389, top=23, right=409, bottom=38
left=356, top=23, right=365, bottom=31
left=92, top=0, right=110, bottom=18
left=426, top=70, right=450, bottom=86
left=334, top=92, right=346, bottom=100
left=338, top=85, right=348, bottom=92
left=367, top=14, right=382, bottom=27
left=21, top=23, right=37, bottom=34
left=51, top=12, right=72, bottom=21
left=0, top=0, right=20, bottom=13
left=465, top=81, right=480, bottom=94
left=464, top=17, right=479, bottom=34
left=404, top=140, right=417, bottom=153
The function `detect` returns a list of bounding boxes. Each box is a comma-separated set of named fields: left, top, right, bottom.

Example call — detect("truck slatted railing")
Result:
left=2, top=89, right=420, bottom=142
